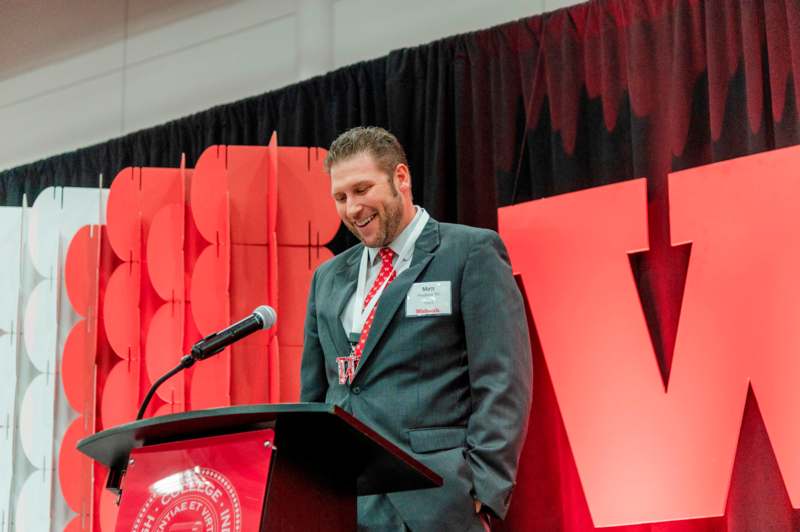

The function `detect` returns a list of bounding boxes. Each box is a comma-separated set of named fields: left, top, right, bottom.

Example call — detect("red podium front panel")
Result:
left=116, top=428, right=275, bottom=532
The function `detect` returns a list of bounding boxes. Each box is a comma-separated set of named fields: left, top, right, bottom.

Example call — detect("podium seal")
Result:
left=131, top=467, right=242, bottom=532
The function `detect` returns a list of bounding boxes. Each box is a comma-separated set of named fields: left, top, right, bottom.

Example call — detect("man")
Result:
left=300, top=126, right=532, bottom=531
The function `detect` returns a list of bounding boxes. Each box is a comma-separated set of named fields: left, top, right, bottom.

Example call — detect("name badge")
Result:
left=406, top=281, right=452, bottom=317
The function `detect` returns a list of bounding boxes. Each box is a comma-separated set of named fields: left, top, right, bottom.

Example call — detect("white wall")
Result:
left=0, top=0, right=583, bottom=173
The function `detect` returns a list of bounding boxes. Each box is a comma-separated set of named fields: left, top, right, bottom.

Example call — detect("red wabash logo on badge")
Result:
left=337, top=355, right=358, bottom=385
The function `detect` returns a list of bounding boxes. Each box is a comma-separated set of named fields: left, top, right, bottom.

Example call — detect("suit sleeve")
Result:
left=461, top=230, right=533, bottom=519
left=300, top=268, right=328, bottom=402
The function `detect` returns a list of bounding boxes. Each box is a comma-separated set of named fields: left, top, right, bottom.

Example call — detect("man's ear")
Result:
left=394, top=163, right=412, bottom=192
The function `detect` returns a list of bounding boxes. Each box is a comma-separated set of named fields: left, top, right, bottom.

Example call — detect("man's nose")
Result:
left=346, top=198, right=362, bottom=218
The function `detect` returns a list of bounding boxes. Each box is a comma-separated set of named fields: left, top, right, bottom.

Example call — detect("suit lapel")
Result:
left=328, top=249, right=361, bottom=358
left=354, top=219, right=441, bottom=379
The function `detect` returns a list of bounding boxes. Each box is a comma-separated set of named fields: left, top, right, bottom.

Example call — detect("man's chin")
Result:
left=346, top=226, right=382, bottom=247
left=360, top=236, right=382, bottom=247
left=360, top=229, right=388, bottom=248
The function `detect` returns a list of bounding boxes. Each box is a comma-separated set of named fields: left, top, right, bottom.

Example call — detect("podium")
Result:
left=78, top=403, right=442, bottom=531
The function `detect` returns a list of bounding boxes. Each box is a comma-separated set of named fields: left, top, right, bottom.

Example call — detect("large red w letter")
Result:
left=499, top=146, right=800, bottom=526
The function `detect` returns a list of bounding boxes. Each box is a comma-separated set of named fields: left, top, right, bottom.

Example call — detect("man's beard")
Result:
left=375, top=197, right=403, bottom=247
left=347, top=192, right=404, bottom=248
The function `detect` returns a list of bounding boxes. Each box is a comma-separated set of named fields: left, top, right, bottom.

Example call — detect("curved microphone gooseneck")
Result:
left=135, top=305, right=277, bottom=420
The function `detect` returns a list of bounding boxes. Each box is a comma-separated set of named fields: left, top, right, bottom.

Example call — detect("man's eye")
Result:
left=356, top=186, right=370, bottom=194
left=334, top=195, right=346, bottom=203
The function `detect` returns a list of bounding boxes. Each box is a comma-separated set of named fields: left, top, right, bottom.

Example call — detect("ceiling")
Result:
left=0, top=0, right=233, bottom=81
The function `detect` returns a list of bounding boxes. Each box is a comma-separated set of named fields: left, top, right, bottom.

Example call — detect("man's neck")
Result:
left=368, top=206, right=422, bottom=259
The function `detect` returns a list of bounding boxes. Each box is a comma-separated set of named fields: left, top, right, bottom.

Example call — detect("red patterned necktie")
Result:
left=352, top=247, right=397, bottom=360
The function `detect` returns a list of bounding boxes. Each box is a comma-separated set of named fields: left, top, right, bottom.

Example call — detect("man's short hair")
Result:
left=324, top=126, right=408, bottom=177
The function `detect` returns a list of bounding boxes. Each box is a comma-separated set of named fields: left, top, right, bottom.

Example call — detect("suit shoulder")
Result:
left=313, top=242, right=362, bottom=278
left=437, top=222, right=501, bottom=245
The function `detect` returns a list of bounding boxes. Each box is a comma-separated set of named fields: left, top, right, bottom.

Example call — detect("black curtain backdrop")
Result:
left=3, top=0, right=799, bottom=529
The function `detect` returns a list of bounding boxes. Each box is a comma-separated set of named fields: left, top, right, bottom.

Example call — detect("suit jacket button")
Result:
left=352, top=385, right=361, bottom=394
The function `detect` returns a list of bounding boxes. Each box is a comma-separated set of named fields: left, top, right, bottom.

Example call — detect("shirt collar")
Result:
left=367, top=206, right=423, bottom=265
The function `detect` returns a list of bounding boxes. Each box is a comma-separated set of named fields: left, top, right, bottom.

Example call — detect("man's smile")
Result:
left=354, top=213, right=377, bottom=228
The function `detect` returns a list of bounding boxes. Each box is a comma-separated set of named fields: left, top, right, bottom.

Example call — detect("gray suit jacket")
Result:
left=301, top=218, right=532, bottom=531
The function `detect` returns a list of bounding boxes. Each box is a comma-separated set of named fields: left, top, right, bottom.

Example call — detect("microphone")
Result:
left=191, top=305, right=277, bottom=360
left=136, top=305, right=277, bottom=421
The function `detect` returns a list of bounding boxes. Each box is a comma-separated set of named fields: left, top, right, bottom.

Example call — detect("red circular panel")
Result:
left=58, top=416, right=91, bottom=513
left=107, top=168, right=141, bottom=262
left=64, top=225, right=99, bottom=317
left=62, top=320, right=96, bottom=412
left=146, top=204, right=185, bottom=300
left=276, top=147, right=341, bottom=246
left=103, top=264, right=140, bottom=360
left=100, top=361, right=139, bottom=429
left=139, top=168, right=183, bottom=232
left=64, top=516, right=82, bottom=532
left=189, top=351, right=231, bottom=410
left=189, top=245, right=229, bottom=336
left=98, top=479, right=120, bottom=531
left=145, top=303, right=184, bottom=402
left=191, top=146, right=229, bottom=245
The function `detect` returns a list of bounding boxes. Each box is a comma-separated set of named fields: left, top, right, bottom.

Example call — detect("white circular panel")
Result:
left=0, top=334, right=17, bottom=414
left=61, top=188, right=108, bottom=240
left=19, top=374, right=55, bottom=468
left=15, top=472, right=52, bottom=532
left=0, top=335, right=17, bottom=528
left=24, top=280, right=58, bottom=372
left=0, top=443, right=11, bottom=532
left=0, top=338, right=12, bottom=531
left=28, top=186, right=62, bottom=277
left=0, top=209, right=22, bottom=329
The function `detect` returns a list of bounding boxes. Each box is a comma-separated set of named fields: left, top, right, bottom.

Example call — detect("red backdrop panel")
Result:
left=63, top=138, right=337, bottom=530
left=499, top=146, right=800, bottom=527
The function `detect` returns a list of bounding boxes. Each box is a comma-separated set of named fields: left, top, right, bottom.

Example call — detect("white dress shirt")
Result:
left=339, top=206, right=427, bottom=339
